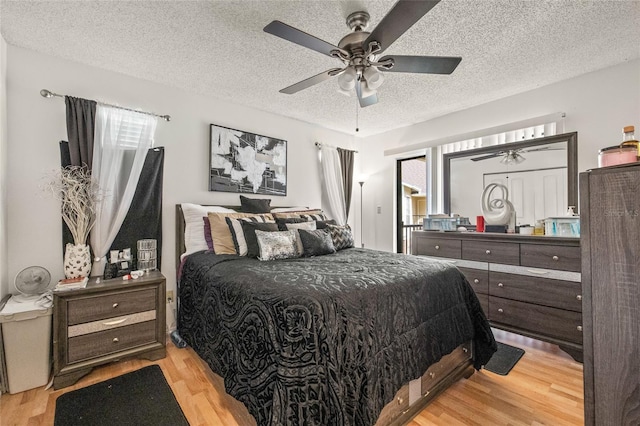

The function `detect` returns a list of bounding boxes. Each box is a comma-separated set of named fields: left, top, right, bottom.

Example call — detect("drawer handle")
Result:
left=576, top=295, right=582, bottom=301
left=462, top=347, right=469, bottom=353
left=473, top=279, right=479, bottom=284
left=435, top=245, right=440, bottom=250
left=552, top=255, right=559, bottom=261
left=103, top=318, right=128, bottom=326
left=429, top=372, right=435, bottom=378
left=497, top=282, right=504, bottom=287
left=112, top=303, right=119, bottom=309
left=526, top=269, right=549, bottom=275
left=397, top=397, right=404, bottom=405
left=497, top=308, right=504, bottom=313
left=113, top=337, right=120, bottom=343
left=485, top=250, right=491, bottom=255
left=577, top=325, right=583, bottom=332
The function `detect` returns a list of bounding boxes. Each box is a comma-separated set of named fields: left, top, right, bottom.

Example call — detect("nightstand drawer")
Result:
left=68, top=288, right=156, bottom=325
left=520, top=244, right=581, bottom=272
left=67, top=320, right=157, bottom=363
left=489, top=271, right=582, bottom=312
left=458, top=267, right=489, bottom=295
left=462, top=241, right=519, bottom=265
left=489, top=296, right=583, bottom=344
left=415, top=237, right=461, bottom=258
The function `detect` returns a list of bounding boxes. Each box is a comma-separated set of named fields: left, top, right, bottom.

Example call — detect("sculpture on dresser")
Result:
left=44, top=166, right=101, bottom=278
left=480, top=183, right=515, bottom=226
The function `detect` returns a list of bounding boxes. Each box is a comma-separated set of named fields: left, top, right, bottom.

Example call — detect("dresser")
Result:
left=580, top=164, right=640, bottom=425
left=412, top=231, right=583, bottom=361
left=53, top=271, right=166, bottom=389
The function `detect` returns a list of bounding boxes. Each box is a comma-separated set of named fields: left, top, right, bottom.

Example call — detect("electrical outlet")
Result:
left=377, top=206, right=382, bottom=214
left=166, top=290, right=174, bottom=304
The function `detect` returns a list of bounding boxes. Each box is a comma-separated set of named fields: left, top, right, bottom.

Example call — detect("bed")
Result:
left=175, top=205, right=496, bottom=425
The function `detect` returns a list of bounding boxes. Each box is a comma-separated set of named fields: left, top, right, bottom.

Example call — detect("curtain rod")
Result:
left=40, top=89, right=171, bottom=122
left=314, top=142, right=358, bottom=153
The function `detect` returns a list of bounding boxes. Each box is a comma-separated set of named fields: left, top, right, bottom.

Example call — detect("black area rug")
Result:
left=54, top=365, right=189, bottom=426
left=484, top=342, right=525, bottom=375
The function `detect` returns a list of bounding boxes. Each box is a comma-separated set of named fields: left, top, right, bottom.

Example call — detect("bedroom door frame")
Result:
left=396, top=155, right=427, bottom=254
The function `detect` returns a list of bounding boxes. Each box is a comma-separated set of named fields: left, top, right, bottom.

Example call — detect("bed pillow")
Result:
left=203, top=217, right=214, bottom=250
left=240, top=195, right=271, bottom=213
left=275, top=217, right=310, bottom=231
left=242, top=221, right=280, bottom=258
left=272, top=209, right=324, bottom=219
left=300, top=213, right=328, bottom=221
left=326, top=224, right=355, bottom=251
left=299, top=229, right=336, bottom=257
left=255, top=230, right=299, bottom=261
left=315, top=219, right=337, bottom=229
left=285, top=221, right=317, bottom=254
left=208, top=212, right=274, bottom=255
left=270, top=206, right=309, bottom=213
left=181, top=203, right=236, bottom=256
left=226, top=215, right=276, bottom=256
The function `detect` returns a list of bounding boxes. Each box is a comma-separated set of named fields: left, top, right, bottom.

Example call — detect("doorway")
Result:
left=396, top=155, right=427, bottom=254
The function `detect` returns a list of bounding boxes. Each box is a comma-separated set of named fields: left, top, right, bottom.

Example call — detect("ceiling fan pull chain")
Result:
left=356, top=98, right=359, bottom=132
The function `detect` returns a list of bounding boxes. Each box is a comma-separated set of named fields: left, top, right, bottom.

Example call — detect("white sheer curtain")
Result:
left=90, top=106, right=157, bottom=276
left=320, top=145, right=347, bottom=225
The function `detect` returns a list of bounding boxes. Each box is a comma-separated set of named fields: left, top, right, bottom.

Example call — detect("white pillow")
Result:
left=270, top=207, right=309, bottom=213
left=285, top=221, right=317, bottom=255
left=181, top=203, right=236, bottom=257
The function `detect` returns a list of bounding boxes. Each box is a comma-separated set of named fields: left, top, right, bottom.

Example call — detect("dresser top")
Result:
left=413, top=230, right=580, bottom=246
left=53, top=270, right=165, bottom=297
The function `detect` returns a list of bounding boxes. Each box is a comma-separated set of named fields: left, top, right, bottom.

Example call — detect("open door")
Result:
left=396, top=155, right=427, bottom=253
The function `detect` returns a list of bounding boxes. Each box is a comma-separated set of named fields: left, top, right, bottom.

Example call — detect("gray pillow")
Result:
left=326, top=224, right=355, bottom=250
left=240, top=195, right=271, bottom=213
left=298, top=229, right=336, bottom=257
left=241, top=221, right=280, bottom=258
left=285, top=221, right=317, bottom=254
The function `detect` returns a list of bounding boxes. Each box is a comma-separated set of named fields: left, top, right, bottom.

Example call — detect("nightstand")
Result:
left=53, top=271, right=166, bottom=389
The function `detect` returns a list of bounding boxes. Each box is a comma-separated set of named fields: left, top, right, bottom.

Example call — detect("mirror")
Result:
left=443, top=132, right=577, bottom=226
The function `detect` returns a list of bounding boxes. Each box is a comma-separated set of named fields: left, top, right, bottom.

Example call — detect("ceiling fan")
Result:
left=263, top=0, right=461, bottom=107
left=471, top=146, right=564, bottom=165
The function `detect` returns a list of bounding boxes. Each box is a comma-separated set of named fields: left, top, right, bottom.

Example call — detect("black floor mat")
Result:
left=484, top=342, right=525, bottom=375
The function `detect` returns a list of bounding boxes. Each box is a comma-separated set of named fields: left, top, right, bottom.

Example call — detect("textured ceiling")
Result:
left=1, top=0, right=639, bottom=136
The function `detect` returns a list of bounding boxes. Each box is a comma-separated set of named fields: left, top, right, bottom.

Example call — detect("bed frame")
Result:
left=175, top=204, right=476, bottom=425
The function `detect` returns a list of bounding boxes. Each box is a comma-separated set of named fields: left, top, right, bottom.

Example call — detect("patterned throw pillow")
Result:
left=326, top=224, right=355, bottom=250
left=255, top=230, right=299, bottom=261
left=298, top=229, right=336, bottom=257
left=299, top=213, right=327, bottom=221
left=226, top=215, right=276, bottom=256
left=285, top=221, right=317, bottom=254
left=241, top=221, right=280, bottom=258
left=272, top=209, right=323, bottom=219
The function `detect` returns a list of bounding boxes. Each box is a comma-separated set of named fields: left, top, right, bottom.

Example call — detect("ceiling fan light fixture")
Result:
left=360, top=80, right=377, bottom=99
left=338, top=67, right=357, bottom=91
left=363, top=66, right=384, bottom=89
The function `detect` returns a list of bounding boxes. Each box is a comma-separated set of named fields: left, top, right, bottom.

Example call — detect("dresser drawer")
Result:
left=68, top=288, right=157, bottom=325
left=462, top=241, right=519, bottom=265
left=458, top=267, right=489, bottom=295
left=520, top=244, right=581, bottom=272
left=489, top=271, right=582, bottom=312
left=476, top=293, right=489, bottom=316
left=489, top=296, right=583, bottom=344
left=67, top=320, right=157, bottom=363
left=415, top=237, right=461, bottom=258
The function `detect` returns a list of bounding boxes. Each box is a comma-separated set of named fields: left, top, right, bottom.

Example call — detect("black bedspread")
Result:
left=179, top=248, right=496, bottom=426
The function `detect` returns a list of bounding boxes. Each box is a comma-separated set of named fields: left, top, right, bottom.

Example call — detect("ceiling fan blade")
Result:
left=279, top=68, right=342, bottom=94
left=355, top=80, right=378, bottom=107
left=364, top=0, right=441, bottom=54
left=264, top=20, right=339, bottom=57
left=521, top=146, right=564, bottom=153
left=380, top=55, right=462, bottom=74
left=471, top=152, right=503, bottom=162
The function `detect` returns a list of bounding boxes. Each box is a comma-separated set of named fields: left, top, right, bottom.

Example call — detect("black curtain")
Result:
left=337, top=148, right=355, bottom=220
left=108, top=147, right=165, bottom=270
left=65, top=96, right=97, bottom=169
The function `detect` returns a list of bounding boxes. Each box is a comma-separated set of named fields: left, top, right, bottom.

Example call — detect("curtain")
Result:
left=337, top=148, right=355, bottom=220
left=320, top=146, right=347, bottom=225
left=108, top=147, right=164, bottom=270
left=65, top=96, right=97, bottom=169
left=90, top=106, right=157, bottom=276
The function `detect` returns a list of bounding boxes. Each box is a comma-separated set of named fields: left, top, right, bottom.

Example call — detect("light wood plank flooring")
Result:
left=0, top=329, right=583, bottom=425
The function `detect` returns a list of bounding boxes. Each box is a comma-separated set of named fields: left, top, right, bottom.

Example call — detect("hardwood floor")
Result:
left=0, top=329, right=584, bottom=425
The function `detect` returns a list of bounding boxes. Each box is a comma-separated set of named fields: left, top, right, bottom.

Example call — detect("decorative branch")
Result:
left=43, top=166, right=101, bottom=245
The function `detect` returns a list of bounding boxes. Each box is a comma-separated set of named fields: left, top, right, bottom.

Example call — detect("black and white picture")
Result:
left=209, top=124, right=287, bottom=195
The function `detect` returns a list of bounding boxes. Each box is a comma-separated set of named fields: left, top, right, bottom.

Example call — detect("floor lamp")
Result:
left=359, top=181, right=365, bottom=248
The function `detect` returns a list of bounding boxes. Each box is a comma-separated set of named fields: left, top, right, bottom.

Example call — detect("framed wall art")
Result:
left=209, top=124, right=287, bottom=196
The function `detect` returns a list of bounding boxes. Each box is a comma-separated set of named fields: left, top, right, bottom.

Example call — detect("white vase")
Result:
left=64, top=243, right=92, bottom=279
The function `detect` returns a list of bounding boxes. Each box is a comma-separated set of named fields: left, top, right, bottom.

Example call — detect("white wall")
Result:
left=0, top=35, right=8, bottom=299
left=5, top=45, right=354, bottom=301
left=357, top=60, right=640, bottom=252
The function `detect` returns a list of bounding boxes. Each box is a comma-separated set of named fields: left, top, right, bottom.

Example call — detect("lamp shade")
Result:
left=363, top=66, right=384, bottom=89
left=338, top=67, right=357, bottom=91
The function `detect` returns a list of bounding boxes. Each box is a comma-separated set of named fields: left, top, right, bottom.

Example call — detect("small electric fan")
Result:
left=13, top=266, right=52, bottom=302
